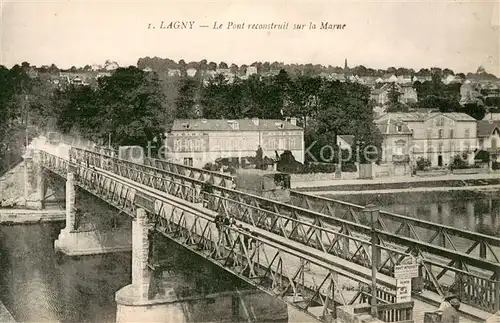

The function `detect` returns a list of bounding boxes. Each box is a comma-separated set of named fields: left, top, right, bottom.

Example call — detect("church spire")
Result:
left=344, top=58, right=348, bottom=69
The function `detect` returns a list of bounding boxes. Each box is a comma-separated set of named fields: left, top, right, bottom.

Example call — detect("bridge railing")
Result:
left=39, top=156, right=403, bottom=321
left=117, top=152, right=500, bottom=265
left=143, top=157, right=234, bottom=188
left=49, top=146, right=500, bottom=313
left=353, top=301, right=414, bottom=323
left=290, top=192, right=500, bottom=262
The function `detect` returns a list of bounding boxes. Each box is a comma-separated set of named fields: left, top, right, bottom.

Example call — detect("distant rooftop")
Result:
left=377, top=112, right=476, bottom=122
left=375, top=118, right=413, bottom=135
left=171, top=118, right=302, bottom=132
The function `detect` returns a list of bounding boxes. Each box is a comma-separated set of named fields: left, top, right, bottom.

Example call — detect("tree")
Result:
left=207, top=62, right=217, bottom=71
left=461, top=103, right=485, bottom=120
left=175, top=78, right=198, bottom=119
left=229, top=63, right=239, bottom=74
left=218, top=62, right=228, bottom=69
left=387, top=83, right=401, bottom=105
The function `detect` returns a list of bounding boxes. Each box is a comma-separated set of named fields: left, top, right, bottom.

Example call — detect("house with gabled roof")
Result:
left=375, top=118, right=413, bottom=165
left=376, top=112, right=477, bottom=167
left=370, top=83, right=418, bottom=105
left=477, top=120, right=500, bottom=162
left=166, top=118, right=304, bottom=168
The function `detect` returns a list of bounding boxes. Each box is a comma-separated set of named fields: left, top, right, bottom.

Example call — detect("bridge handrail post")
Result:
left=364, top=204, right=380, bottom=319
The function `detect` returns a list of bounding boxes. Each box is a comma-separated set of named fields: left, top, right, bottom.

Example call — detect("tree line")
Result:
left=2, top=60, right=500, bottom=173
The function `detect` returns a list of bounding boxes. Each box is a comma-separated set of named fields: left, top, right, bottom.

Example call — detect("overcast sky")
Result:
left=1, top=0, right=499, bottom=75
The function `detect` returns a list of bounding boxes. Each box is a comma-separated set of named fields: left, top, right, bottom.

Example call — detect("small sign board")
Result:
left=394, top=264, right=419, bottom=279
left=396, top=278, right=412, bottom=303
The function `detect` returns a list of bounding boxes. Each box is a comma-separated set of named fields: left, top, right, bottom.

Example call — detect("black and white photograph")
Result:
left=0, top=0, right=499, bottom=322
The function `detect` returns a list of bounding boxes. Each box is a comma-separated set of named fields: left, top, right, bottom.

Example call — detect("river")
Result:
left=1, top=190, right=497, bottom=322
left=327, top=190, right=500, bottom=236
left=0, top=222, right=248, bottom=323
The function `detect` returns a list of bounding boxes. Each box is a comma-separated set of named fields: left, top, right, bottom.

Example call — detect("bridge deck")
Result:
left=96, top=167, right=487, bottom=323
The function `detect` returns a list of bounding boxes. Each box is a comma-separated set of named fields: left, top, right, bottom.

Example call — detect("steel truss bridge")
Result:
left=36, top=144, right=500, bottom=322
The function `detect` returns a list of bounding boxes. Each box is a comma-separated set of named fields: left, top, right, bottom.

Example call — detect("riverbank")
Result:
left=0, top=301, right=15, bottom=322
left=0, top=208, right=65, bottom=225
left=292, top=172, right=500, bottom=192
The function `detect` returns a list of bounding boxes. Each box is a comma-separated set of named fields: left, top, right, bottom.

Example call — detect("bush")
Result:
left=475, top=150, right=490, bottom=163
left=449, top=153, right=470, bottom=170
left=416, top=158, right=431, bottom=171
left=302, top=162, right=336, bottom=173
left=341, top=163, right=357, bottom=172
left=493, top=162, right=500, bottom=170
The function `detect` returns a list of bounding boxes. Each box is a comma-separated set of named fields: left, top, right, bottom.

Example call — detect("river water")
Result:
left=329, top=190, right=500, bottom=236
left=0, top=222, right=248, bottom=323
left=1, top=190, right=498, bottom=322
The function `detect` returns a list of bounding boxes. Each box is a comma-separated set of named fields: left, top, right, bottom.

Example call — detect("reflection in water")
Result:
left=331, top=191, right=500, bottom=236
left=0, top=223, right=248, bottom=322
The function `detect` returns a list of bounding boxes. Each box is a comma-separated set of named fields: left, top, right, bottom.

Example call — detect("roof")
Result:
left=477, top=120, right=500, bottom=137
left=337, top=135, right=354, bottom=147
left=376, top=112, right=476, bottom=122
left=375, top=118, right=413, bottom=135
left=171, top=118, right=303, bottom=132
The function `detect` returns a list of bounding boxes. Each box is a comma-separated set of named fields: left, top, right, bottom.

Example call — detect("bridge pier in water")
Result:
left=115, top=208, right=288, bottom=323
left=23, top=149, right=45, bottom=210
left=54, top=172, right=132, bottom=256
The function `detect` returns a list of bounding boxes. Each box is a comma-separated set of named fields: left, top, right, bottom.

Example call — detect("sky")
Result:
left=1, top=0, right=499, bottom=75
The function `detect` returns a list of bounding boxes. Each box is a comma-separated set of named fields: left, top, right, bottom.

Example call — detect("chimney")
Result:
left=251, top=117, right=259, bottom=126
left=290, top=117, right=297, bottom=126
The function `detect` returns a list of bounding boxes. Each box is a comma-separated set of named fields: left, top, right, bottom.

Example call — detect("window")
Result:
left=464, top=142, right=470, bottom=151
left=438, top=129, right=444, bottom=139
left=194, top=139, right=201, bottom=151
left=449, top=129, right=454, bottom=139
left=183, top=157, right=193, bottom=166
left=436, top=118, right=445, bottom=127
left=185, top=139, right=193, bottom=151
left=438, top=143, right=443, bottom=152
left=279, top=138, right=285, bottom=150
left=396, top=125, right=402, bottom=132
left=289, top=137, right=296, bottom=149
left=174, top=139, right=181, bottom=152
left=465, top=129, right=470, bottom=138
left=426, top=128, right=432, bottom=139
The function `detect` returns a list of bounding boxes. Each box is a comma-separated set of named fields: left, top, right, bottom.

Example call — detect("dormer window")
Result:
left=396, top=125, right=402, bottom=132
left=182, top=123, right=190, bottom=129
left=227, top=120, right=239, bottom=130
left=275, top=122, right=285, bottom=129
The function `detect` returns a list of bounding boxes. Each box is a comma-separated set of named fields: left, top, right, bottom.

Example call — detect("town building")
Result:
left=370, top=83, right=418, bottom=105
left=186, top=68, right=197, bottom=77
left=246, top=66, right=258, bottom=77
left=167, top=69, right=181, bottom=77
left=483, top=113, right=500, bottom=121
left=460, top=81, right=483, bottom=105
left=477, top=120, right=500, bottom=163
left=375, top=118, right=413, bottom=164
left=336, top=135, right=354, bottom=151
left=376, top=112, right=477, bottom=167
left=165, top=118, right=304, bottom=168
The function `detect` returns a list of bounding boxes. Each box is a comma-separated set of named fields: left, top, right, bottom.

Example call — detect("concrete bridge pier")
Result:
left=54, top=172, right=132, bottom=256
left=23, top=149, right=45, bottom=210
left=115, top=208, right=288, bottom=323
